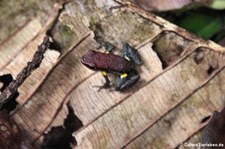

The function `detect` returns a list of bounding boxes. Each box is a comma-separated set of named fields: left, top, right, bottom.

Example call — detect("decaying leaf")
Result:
left=0, top=112, right=22, bottom=149
left=1, top=0, right=225, bottom=149
left=0, top=35, right=52, bottom=149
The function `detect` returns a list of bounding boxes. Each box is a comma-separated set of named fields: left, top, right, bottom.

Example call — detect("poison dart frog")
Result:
left=81, top=43, right=142, bottom=91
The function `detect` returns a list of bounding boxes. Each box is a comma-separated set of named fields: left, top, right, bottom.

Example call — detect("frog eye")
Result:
left=124, top=56, right=130, bottom=61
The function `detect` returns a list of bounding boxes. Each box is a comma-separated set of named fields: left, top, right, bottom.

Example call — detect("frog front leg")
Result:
left=94, top=71, right=111, bottom=92
left=103, top=41, right=115, bottom=53
left=115, top=70, right=140, bottom=90
left=96, top=42, right=115, bottom=91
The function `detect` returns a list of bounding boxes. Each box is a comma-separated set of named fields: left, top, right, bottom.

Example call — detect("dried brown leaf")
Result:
left=1, top=0, right=225, bottom=149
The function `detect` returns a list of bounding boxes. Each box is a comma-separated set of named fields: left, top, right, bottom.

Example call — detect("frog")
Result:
left=81, top=42, right=142, bottom=91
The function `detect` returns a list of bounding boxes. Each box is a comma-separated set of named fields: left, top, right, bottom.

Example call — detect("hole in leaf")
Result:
left=64, top=102, right=84, bottom=132
left=0, top=74, right=19, bottom=113
left=49, top=40, right=62, bottom=52
left=201, top=115, right=211, bottom=123
left=151, top=48, right=168, bottom=69
left=151, top=32, right=188, bottom=69
left=41, top=126, right=75, bottom=149
left=207, top=65, right=216, bottom=75
left=0, top=74, right=13, bottom=92
left=193, top=49, right=204, bottom=64
left=0, top=93, right=19, bottom=113
left=41, top=102, right=83, bottom=149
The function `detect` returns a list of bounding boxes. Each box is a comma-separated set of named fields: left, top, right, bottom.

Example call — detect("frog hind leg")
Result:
left=115, top=70, right=140, bottom=91
left=94, top=71, right=111, bottom=91
left=122, top=43, right=143, bottom=65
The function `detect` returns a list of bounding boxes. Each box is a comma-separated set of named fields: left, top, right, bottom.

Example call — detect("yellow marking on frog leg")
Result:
left=120, top=73, right=128, bottom=78
left=124, top=55, right=130, bottom=61
left=102, top=71, right=107, bottom=76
